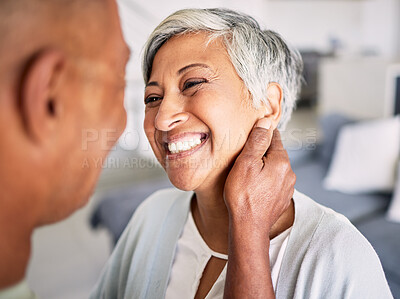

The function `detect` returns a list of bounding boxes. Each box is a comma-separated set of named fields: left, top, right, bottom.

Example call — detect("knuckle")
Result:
left=291, top=172, right=297, bottom=184
left=282, top=160, right=293, bottom=173
left=277, top=159, right=289, bottom=171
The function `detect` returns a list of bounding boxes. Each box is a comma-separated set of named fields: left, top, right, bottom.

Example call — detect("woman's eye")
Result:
left=144, top=96, right=162, bottom=105
left=183, top=79, right=206, bottom=91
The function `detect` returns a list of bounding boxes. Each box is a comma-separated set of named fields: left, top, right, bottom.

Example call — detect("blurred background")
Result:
left=26, top=0, right=400, bottom=298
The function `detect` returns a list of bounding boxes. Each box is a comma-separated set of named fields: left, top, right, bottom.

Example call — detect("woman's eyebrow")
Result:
left=177, top=63, right=211, bottom=75
left=146, top=81, right=159, bottom=88
left=146, top=63, right=212, bottom=87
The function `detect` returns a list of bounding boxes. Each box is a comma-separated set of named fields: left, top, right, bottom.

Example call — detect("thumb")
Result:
left=239, top=118, right=273, bottom=160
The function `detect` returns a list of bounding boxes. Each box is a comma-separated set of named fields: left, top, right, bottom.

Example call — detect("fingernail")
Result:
left=255, top=118, right=272, bottom=129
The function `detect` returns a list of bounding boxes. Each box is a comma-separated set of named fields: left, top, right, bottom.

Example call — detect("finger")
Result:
left=268, top=129, right=285, bottom=152
left=239, top=118, right=273, bottom=160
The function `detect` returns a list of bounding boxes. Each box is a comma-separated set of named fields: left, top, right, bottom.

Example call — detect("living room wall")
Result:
left=264, top=0, right=400, bottom=57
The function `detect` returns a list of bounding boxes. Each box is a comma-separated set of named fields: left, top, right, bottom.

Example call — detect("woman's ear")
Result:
left=263, top=82, right=283, bottom=129
left=21, top=49, right=65, bottom=144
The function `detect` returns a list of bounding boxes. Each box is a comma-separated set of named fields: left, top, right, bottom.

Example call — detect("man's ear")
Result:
left=21, top=49, right=65, bottom=143
left=263, top=82, right=283, bottom=129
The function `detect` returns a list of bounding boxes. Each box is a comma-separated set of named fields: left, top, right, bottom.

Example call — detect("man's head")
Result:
left=0, top=0, right=130, bottom=226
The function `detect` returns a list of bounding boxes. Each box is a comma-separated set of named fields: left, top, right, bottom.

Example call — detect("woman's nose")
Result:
left=154, top=96, right=189, bottom=131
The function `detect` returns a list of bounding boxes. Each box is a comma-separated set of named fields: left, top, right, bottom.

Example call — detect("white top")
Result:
left=165, top=210, right=292, bottom=299
left=92, top=189, right=393, bottom=299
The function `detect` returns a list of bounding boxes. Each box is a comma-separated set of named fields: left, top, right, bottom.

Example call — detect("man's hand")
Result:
left=224, top=118, right=296, bottom=234
left=223, top=118, right=296, bottom=299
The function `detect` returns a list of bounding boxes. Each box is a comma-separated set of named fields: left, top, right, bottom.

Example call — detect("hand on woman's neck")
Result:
left=191, top=173, right=295, bottom=255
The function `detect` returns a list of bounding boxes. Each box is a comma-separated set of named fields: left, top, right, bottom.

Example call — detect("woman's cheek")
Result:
left=143, top=111, right=156, bottom=136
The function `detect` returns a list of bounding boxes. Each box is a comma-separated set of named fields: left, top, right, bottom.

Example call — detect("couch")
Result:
left=288, top=113, right=399, bottom=297
left=91, top=113, right=400, bottom=298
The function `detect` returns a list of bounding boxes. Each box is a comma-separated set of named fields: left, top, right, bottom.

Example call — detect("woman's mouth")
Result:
left=164, top=133, right=209, bottom=159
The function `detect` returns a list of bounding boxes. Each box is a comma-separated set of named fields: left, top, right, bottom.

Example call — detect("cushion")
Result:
left=387, top=162, right=400, bottom=223
left=318, top=113, right=355, bottom=167
left=293, top=160, right=390, bottom=224
left=324, top=116, right=400, bottom=194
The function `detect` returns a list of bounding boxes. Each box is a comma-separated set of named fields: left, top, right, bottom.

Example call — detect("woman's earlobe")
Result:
left=20, top=49, right=65, bottom=143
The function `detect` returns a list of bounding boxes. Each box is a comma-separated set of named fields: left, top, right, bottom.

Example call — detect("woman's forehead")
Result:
left=150, top=33, right=233, bottom=78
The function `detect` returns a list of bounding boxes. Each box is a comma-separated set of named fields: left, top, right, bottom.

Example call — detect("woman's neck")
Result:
left=191, top=176, right=295, bottom=255
left=192, top=180, right=230, bottom=255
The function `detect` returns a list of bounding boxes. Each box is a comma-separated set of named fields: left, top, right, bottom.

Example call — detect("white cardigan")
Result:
left=91, top=188, right=393, bottom=299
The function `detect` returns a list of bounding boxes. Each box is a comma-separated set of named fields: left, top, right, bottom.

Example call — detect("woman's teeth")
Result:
left=168, top=138, right=202, bottom=154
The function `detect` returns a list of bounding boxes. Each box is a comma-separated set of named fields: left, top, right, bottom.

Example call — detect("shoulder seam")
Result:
left=303, top=209, right=326, bottom=255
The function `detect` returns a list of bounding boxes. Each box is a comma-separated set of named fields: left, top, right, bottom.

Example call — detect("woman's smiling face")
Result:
left=144, top=32, right=264, bottom=192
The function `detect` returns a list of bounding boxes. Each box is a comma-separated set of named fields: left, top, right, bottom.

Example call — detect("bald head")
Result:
left=0, top=0, right=129, bottom=224
left=0, top=0, right=110, bottom=83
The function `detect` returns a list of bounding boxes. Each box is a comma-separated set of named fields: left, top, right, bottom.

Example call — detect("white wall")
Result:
left=263, top=0, right=400, bottom=57
left=118, top=0, right=400, bottom=85
left=264, top=1, right=363, bottom=53
left=361, top=0, right=400, bottom=57
left=118, top=0, right=400, bottom=79
left=262, top=0, right=400, bottom=120
left=318, top=57, right=393, bottom=119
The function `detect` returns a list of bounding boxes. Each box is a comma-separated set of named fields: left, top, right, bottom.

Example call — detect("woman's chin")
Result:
left=165, top=164, right=229, bottom=193
left=168, top=176, right=199, bottom=191
left=165, top=167, right=204, bottom=191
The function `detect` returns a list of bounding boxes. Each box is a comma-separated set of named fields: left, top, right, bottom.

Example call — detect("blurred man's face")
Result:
left=42, top=0, right=130, bottom=223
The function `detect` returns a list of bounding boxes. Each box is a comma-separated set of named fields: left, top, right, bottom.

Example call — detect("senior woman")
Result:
left=92, top=8, right=392, bottom=299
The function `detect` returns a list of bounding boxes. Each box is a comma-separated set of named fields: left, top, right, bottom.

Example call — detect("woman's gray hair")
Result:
left=142, top=8, right=303, bottom=129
